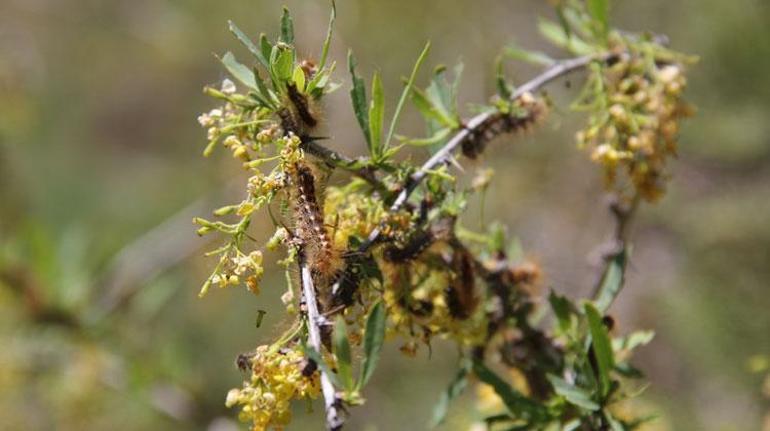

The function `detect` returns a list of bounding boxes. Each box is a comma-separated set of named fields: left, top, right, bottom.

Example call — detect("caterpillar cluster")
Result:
left=290, top=162, right=342, bottom=300
left=462, top=92, right=547, bottom=159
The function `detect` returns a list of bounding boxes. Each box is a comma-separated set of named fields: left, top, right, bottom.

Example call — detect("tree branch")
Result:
left=332, top=52, right=614, bottom=299
left=299, top=258, right=344, bottom=430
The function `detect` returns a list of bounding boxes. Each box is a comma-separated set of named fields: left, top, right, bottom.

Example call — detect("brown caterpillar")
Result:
left=445, top=249, right=478, bottom=320
left=291, top=162, right=342, bottom=299
left=462, top=92, right=547, bottom=159
left=279, top=84, right=319, bottom=137
left=383, top=217, right=454, bottom=263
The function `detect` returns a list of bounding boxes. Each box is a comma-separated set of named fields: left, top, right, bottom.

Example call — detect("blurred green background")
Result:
left=1, top=0, right=769, bottom=429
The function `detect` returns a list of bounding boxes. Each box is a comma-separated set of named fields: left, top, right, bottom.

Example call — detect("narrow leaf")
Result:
left=318, top=0, right=336, bottom=70
left=548, top=291, right=574, bottom=333
left=259, top=33, right=272, bottom=66
left=228, top=21, right=269, bottom=68
left=538, top=18, right=594, bottom=55
left=219, top=52, right=256, bottom=89
left=472, top=359, right=546, bottom=421
left=271, top=45, right=294, bottom=83
left=368, top=72, right=385, bottom=157
left=400, top=127, right=452, bottom=147
left=547, top=374, right=600, bottom=411
left=429, top=361, right=470, bottom=428
left=503, top=45, right=556, bottom=66
left=334, top=316, right=354, bottom=391
left=594, top=249, right=627, bottom=313
left=587, top=0, right=610, bottom=40
left=280, top=6, right=294, bottom=44
left=585, top=302, right=614, bottom=397
left=495, top=56, right=512, bottom=100
left=385, top=42, right=430, bottom=151
left=348, top=50, right=371, bottom=148
left=292, top=64, right=306, bottom=92
left=360, top=301, right=386, bottom=387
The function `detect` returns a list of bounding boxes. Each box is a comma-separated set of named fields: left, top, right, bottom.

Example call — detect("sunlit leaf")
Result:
left=503, top=44, right=556, bottom=66
left=587, top=0, right=610, bottom=40
left=219, top=52, right=256, bottom=89
left=369, top=72, right=385, bottom=158
left=547, top=374, right=600, bottom=411
left=538, top=18, right=594, bottom=55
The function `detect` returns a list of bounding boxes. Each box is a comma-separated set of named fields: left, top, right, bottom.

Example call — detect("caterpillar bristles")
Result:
left=462, top=92, right=548, bottom=159
left=290, top=161, right=342, bottom=307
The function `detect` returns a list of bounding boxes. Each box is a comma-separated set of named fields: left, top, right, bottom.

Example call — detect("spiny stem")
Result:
left=299, top=257, right=344, bottom=430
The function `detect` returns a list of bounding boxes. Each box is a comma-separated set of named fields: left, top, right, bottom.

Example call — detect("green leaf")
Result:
left=411, top=86, right=458, bottom=129
left=614, top=330, right=654, bottom=352
left=292, top=64, right=306, bottom=92
left=585, top=302, right=614, bottom=397
left=429, top=361, right=470, bottom=428
left=547, top=374, right=600, bottom=411
left=252, top=67, right=277, bottom=108
left=425, top=66, right=460, bottom=128
left=495, top=56, right=512, bottom=100
left=272, top=45, right=295, bottom=84
left=385, top=42, right=430, bottom=151
left=400, top=127, right=452, bottom=147
left=359, top=301, right=386, bottom=387
left=368, top=72, right=385, bottom=158
left=503, top=44, right=555, bottom=66
left=548, top=291, right=574, bottom=334
left=228, top=21, right=269, bottom=68
left=348, top=51, right=371, bottom=148
left=587, top=0, right=610, bottom=40
left=219, top=52, right=256, bottom=89
left=594, top=249, right=627, bottom=313
left=259, top=33, right=272, bottom=66
left=472, top=359, right=546, bottom=421
left=333, top=316, right=354, bottom=391
left=280, top=6, right=294, bottom=44
left=318, top=0, right=336, bottom=70
left=538, top=18, right=594, bottom=55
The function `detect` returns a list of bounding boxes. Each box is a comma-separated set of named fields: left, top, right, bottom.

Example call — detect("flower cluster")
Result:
left=226, top=345, right=320, bottom=431
left=576, top=44, right=693, bottom=201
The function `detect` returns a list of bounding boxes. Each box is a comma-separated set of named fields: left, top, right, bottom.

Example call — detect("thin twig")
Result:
left=302, top=139, right=386, bottom=192
left=590, top=193, right=640, bottom=298
left=299, top=259, right=344, bottom=430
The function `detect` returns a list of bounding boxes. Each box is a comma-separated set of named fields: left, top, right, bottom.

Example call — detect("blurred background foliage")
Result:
left=0, top=0, right=768, bottom=429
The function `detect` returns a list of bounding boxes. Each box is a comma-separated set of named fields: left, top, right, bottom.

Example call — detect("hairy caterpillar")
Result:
left=462, top=92, right=547, bottom=159
left=291, top=162, right=342, bottom=302
left=383, top=217, right=454, bottom=263
left=279, top=83, right=320, bottom=137
left=445, top=249, right=478, bottom=320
